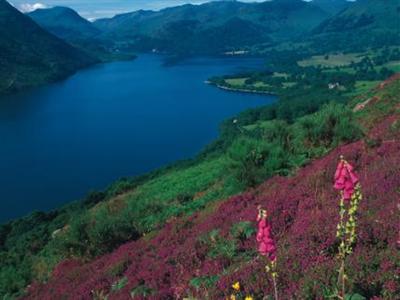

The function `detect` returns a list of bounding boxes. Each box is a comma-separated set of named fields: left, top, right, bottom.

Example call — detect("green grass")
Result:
left=283, top=82, right=296, bottom=88
left=322, top=67, right=356, bottom=74
left=299, top=53, right=364, bottom=67
left=224, top=77, right=273, bottom=90
left=253, top=81, right=271, bottom=88
left=106, top=156, right=240, bottom=233
left=345, top=80, right=381, bottom=97
left=382, top=60, right=400, bottom=72
left=243, top=120, right=270, bottom=131
left=225, top=78, right=248, bottom=86
left=273, top=72, right=289, bottom=78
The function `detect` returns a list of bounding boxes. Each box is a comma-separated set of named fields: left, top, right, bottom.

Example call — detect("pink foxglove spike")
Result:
left=334, top=157, right=359, bottom=201
left=256, top=207, right=277, bottom=262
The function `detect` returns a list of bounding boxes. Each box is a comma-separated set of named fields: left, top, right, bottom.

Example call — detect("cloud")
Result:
left=18, top=2, right=47, bottom=13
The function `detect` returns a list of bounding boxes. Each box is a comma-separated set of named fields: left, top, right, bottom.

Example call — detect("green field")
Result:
left=225, top=78, right=272, bottom=90
left=225, top=78, right=248, bottom=86
left=383, top=60, right=400, bottom=72
left=299, top=53, right=364, bottom=67
left=345, top=80, right=381, bottom=96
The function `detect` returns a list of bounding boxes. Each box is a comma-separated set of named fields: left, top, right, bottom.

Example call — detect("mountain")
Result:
left=94, top=0, right=329, bottom=55
left=0, top=0, right=96, bottom=94
left=27, top=6, right=131, bottom=62
left=311, top=0, right=400, bottom=51
left=310, top=0, right=351, bottom=15
left=28, top=6, right=100, bottom=40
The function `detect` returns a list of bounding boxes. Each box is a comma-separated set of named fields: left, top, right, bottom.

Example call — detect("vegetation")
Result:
left=0, top=59, right=390, bottom=298
left=0, top=0, right=96, bottom=95
left=93, top=0, right=329, bottom=56
left=0, top=0, right=399, bottom=298
left=28, top=7, right=135, bottom=62
left=18, top=76, right=400, bottom=300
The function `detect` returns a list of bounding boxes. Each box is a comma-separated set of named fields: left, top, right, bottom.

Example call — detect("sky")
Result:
left=9, top=0, right=266, bottom=20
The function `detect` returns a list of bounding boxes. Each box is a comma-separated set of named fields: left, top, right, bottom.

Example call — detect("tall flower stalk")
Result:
left=334, top=156, right=362, bottom=299
left=257, top=206, right=278, bottom=300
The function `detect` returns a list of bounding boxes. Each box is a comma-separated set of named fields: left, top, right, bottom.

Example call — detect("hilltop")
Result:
left=27, top=6, right=134, bottom=62
left=0, top=0, right=96, bottom=94
left=28, top=7, right=100, bottom=40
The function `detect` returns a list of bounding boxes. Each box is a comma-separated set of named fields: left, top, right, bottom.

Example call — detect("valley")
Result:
left=0, top=0, right=399, bottom=299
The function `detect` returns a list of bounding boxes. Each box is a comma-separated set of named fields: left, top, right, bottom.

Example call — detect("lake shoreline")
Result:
left=0, top=55, right=274, bottom=222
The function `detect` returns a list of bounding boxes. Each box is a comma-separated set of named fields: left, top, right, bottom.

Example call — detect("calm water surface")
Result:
left=0, top=55, right=275, bottom=222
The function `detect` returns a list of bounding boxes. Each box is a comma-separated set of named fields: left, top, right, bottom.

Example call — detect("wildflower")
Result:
left=256, top=207, right=276, bottom=261
left=334, top=156, right=359, bottom=201
left=230, top=295, right=236, bottom=300
left=257, top=206, right=279, bottom=300
left=334, top=155, right=363, bottom=299
left=232, top=282, right=240, bottom=291
left=245, top=296, right=254, bottom=300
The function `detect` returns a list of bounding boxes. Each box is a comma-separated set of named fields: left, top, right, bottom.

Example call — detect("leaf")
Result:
left=345, top=293, right=366, bottom=300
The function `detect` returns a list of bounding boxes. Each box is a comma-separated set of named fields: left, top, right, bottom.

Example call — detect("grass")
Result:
left=225, top=78, right=248, bottom=86
left=322, top=67, right=356, bottom=74
left=224, top=77, right=278, bottom=91
left=282, top=82, right=296, bottom=88
left=243, top=120, right=270, bottom=131
left=273, top=72, right=289, bottom=78
left=381, top=60, right=400, bottom=72
left=299, top=53, right=364, bottom=67
left=253, top=81, right=271, bottom=88
left=351, top=80, right=381, bottom=95
left=352, top=78, right=400, bottom=129
left=122, top=156, right=240, bottom=232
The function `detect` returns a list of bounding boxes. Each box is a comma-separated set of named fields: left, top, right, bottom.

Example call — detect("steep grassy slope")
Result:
left=0, top=0, right=96, bottom=94
left=0, top=64, right=373, bottom=299
left=18, top=76, right=400, bottom=299
left=94, top=0, right=328, bottom=55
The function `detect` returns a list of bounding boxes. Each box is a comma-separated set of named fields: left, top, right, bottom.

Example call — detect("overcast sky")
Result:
left=9, top=0, right=266, bottom=20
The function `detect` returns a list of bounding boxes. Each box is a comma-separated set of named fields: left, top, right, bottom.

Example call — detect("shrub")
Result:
left=230, top=221, right=256, bottom=242
left=227, top=137, right=270, bottom=187
left=190, top=275, right=219, bottom=290
left=111, top=276, right=128, bottom=292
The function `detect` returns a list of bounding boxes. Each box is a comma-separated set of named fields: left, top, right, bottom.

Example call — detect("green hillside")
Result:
left=94, top=0, right=329, bottom=55
left=0, top=0, right=96, bottom=94
left=28, top=6, right=100, bottom=40
left=28, top=7, right=134, bottom=62
left=310, top=0, right=351, bottom=15
left=311, top=0, right=400, bottom=51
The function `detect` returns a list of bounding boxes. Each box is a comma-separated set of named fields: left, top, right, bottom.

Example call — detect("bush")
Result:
left=227, top=137, right=271, bottom=187
left=298, top=103, right=363, bottom=149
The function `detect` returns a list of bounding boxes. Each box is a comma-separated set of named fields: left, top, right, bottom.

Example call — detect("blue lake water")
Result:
left=0, top=55, right=275, bottom=223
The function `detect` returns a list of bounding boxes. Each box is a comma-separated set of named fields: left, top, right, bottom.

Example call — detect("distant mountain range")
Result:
left=1, top=0, right=399, bottom=94
left=93, top=0, right=330, bottom=55
left=0, top=0, right=96, bottom=94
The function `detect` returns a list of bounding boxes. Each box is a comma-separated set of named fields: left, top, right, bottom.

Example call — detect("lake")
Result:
left=0, top=55, right=275, bottom=223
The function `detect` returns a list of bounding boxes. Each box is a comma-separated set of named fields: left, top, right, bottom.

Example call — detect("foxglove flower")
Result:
left=256, top=208, right=276, bottom=262
left=334, top=156, right=359, bottom=201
